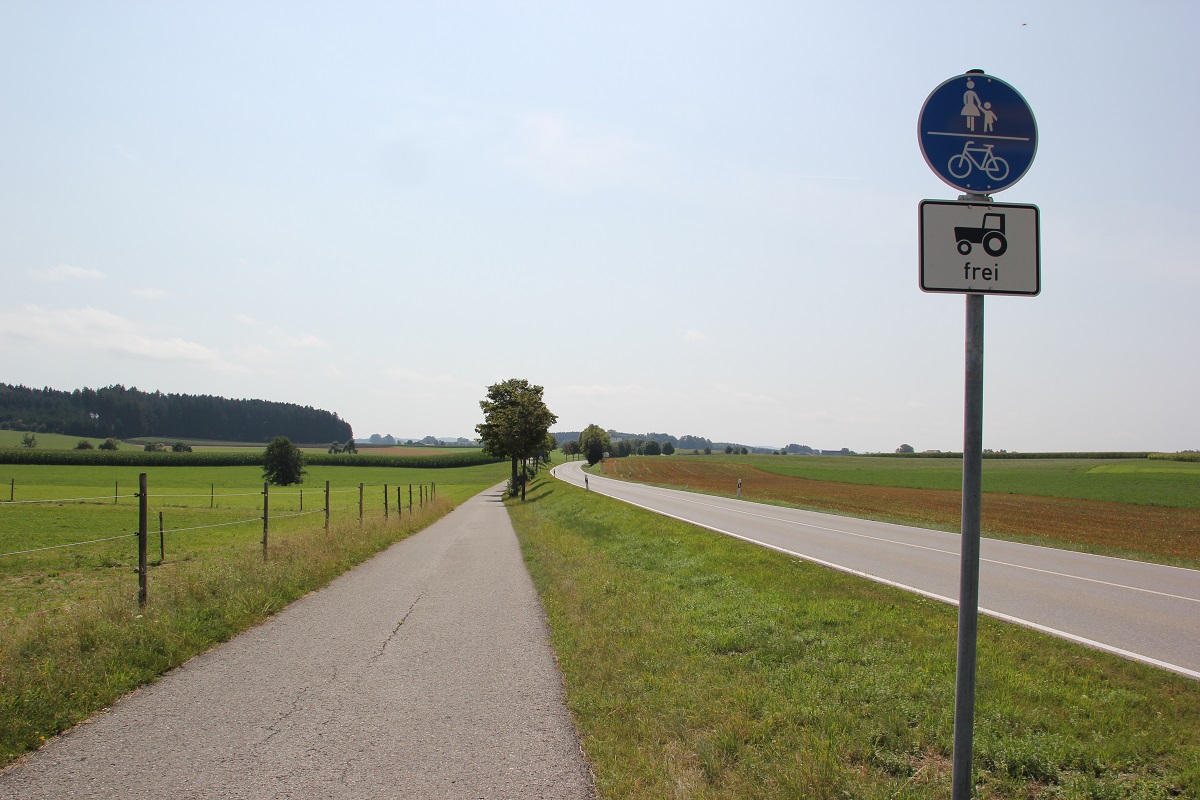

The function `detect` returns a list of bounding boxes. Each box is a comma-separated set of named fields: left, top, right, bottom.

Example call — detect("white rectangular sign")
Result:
left=919, top=200, right=1040, bottom=296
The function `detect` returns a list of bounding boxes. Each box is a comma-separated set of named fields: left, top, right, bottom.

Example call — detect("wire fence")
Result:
left=0, top=474, right=440, bottom=606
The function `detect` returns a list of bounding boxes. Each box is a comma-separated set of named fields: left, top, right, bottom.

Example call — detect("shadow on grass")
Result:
left=522, top=486, right=555, bottom=504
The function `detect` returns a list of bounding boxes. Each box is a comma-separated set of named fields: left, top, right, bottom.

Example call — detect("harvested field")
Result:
left=599, top=459, right=1200, bottom=564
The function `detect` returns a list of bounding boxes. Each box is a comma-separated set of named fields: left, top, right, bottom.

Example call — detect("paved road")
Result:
left=555, top=461, right=1200, bottom=680
left=0, top=484, right=595, bottom=800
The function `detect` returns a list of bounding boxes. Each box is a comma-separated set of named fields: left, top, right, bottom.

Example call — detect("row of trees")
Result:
left=0, top=384, right=352, bottom=443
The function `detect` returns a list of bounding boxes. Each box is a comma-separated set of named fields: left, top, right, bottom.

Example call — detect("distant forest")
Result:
left=0, top=383, right=353, bottom=443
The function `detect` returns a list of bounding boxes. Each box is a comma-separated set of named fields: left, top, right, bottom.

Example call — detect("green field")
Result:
left=689, top=454, right=1200, bottom=509
left=0, top=459, right=511, bottom=764
left=509, top=473, right=1200, bottom=799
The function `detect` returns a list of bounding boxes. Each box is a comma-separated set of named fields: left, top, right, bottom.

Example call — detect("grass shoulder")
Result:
left=0, top=462, right=508, bottom=766
left=507, top=473, right=1200, bottom=799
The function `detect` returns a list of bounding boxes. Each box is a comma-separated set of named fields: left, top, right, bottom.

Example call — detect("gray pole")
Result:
left=951, top=290, right=985, bottom=800
left=262, top=482, right=269, bottom=561
left=137, top=473, right=148, bottom=607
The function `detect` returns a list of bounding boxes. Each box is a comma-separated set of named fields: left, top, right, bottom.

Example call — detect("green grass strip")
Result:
left=0, top=494, right=463, bottom=766
left=508, top=475, right=1200, bottom=799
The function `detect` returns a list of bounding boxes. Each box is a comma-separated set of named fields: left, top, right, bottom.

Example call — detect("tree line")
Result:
left=0, top=383, right=353, bottom=443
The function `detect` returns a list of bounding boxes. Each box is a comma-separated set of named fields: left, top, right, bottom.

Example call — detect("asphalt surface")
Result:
left=0, top=483, right=596, bottom=799
left=555, top=461, right=1200, bottom=680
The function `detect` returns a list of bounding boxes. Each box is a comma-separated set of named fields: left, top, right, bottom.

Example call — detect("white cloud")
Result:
left=29, top=264, right=105, bottom=282
left=684, top=329, right=707, bottom=342
left=233, top=315, right=327, bottom=349
left=266, top=326, right=328, bottom=349
left=383, top=367, right=470, bottom=387
left=0, top=305, right=241, bottom=370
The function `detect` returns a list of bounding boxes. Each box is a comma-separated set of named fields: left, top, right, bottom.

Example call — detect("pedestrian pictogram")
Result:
left=918, top=72, right=1037, bottom=193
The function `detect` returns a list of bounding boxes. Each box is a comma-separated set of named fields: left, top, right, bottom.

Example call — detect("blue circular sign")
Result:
left=918, top=72, right=1037, bottom=194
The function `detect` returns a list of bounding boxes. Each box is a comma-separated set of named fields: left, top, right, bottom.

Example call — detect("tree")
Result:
left=172, top=441, right=192, bottom=452
left=476, top=379, right=557, bottom=499
left=643, top=439, right=661, bottom=456
left=539, top=432, right=558, bottom=465
left=561, top=439, right=581, bottom=460
left=99, top=438, right=119, bottom=451
left=344, top=438, right=357, bottom=454
left=263, top=436, right=307, bottom=486
left=724, top=445, right=733, bottom=454
left=21, top=432, right=36, bottom=448
left=896, top=443, right=915, bottom=454
left=144, top=441, right=164, bottom=452
left=579, top=424, right=610, bottom=466
left=661, top=441, right=675, bottom=456
left=75, top=439, right=94, bottom=450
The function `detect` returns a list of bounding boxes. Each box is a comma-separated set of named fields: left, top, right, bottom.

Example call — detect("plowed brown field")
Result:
left=599, top=459, right=1200, bottom=562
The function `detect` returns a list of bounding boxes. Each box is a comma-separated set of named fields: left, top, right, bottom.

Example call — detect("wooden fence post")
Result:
left=324, top=480, right=330, bottom=532
left=138, top=473, right=148, bottom=607
left=397, top=485, right=402, bottom=518
left=262, top=482, right=269, bottom=561
left=358, top=483, right=364, bottom=524
left=384, top=484, right=389, bottom=519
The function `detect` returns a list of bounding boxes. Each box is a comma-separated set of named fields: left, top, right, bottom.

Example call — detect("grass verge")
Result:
left=0, top=492, right=461, bottom=767
left=508, top=474, right=1200, bottom=799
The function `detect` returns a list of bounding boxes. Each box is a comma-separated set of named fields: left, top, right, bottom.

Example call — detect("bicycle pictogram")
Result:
left=947, top=140, right=1010, bottom=182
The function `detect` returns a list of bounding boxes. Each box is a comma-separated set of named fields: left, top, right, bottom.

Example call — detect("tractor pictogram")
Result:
left=955, top=212, right=1007, bottom=257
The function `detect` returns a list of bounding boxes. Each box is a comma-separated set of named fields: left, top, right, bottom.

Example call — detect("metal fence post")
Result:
left=384, top=484, right=389, bottom=519
left=159, top=511, right=164, bottom=563
left=137, top=473, right=148, bottom=607
left=358, top=483, right=364, bottom=524
left=324, top=480, right=330, bottom=532
left=262, top=482, right=269, bottom=561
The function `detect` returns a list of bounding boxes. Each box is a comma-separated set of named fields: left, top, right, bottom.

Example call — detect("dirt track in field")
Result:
left=599, top=459, right=1200, bottom=562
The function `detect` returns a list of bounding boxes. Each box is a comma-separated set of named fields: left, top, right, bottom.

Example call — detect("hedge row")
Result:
left=0, top=448, right=503, bottom=469
left=1149, top=452, right=1200, bottom=462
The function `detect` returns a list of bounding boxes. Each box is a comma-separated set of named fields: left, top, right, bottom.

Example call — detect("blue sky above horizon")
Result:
left=2, top=2, right=1197, bottom=452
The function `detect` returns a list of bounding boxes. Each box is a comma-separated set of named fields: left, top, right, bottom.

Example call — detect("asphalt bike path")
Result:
left=0, top=483, right=596, bottom=799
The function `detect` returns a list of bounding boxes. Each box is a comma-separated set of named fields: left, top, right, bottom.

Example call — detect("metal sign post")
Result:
left=954, top=269, right=986, bottom=800
left=917, top=70, right=1039, bottom=800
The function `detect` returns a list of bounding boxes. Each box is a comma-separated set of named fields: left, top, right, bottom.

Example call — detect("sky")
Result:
left=2, top=1, right=1197, bottom=454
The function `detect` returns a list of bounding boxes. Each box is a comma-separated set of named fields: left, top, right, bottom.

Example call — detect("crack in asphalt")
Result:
left=378, top=592, right=425, bottom=659
left=263, top=685, right=310, bottom=742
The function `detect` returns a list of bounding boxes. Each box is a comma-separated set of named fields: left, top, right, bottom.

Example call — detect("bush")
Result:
left=75, top=440, right=94, bottom=450
left=172, top=441, right=193, bottom=453
left=98, top=438, right=120, bottom=451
